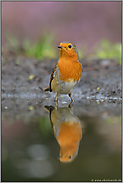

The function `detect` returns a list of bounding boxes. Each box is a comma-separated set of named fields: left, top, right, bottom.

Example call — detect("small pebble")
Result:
left=101, top=59, right=110, bottom=66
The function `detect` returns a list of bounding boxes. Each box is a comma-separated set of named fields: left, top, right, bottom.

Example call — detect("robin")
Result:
left=44, top=105, right=82, bottom=162
left=44, top=42, right=82, bottom=102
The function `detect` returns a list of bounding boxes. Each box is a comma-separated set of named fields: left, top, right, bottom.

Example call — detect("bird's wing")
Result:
left=49, top=63, right=58, bottom=92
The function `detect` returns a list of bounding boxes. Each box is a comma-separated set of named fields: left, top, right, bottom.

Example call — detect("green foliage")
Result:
left=93, top=39, right=122, bottom=65
left=105, top=116, right=121, bottom=124
left=5, top=34, right=122, bottom=64
left=5, top=33, right=20, bottom=54
left=36, top=117, right=52, bottom=137
left=23, top=34, right=57, bottom=60
left=5, top=33, right=57, bottom=60
left=78, top=44, right=88, bottom=59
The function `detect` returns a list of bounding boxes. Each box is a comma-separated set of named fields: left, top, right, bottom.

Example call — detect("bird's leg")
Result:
left=55, top=101, right=58, bottom=109
left=68, top=93, right=73, bottom=107
left=55, top=93, right=58, bottom=102
left=55, top=93, right=58, bottom=109
left=68, top=93, right=73, bottom=102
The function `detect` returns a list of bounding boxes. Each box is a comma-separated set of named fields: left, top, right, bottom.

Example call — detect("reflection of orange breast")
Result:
left=58, top=121, right=82, bottom=162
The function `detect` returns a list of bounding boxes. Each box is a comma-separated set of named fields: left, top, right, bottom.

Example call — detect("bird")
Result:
left=44, top=105, right=82, bottom=162
left=44, top=41, right=82, bottom=103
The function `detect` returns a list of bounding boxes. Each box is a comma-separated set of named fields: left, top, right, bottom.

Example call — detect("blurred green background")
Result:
left=2, top=1, right=122, bottom=64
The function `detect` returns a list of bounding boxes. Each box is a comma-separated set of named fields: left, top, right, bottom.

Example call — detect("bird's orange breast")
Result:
left=58, top=58, right=82, bottom=82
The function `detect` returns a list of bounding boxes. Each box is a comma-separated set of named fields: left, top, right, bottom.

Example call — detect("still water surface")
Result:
left=2, top=98, right=121, bottom=181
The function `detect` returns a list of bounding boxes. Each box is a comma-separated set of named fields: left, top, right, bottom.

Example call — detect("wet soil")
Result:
left=2, top=54, right=122, bottom=93
left=2, top=54, right=122, bottom=114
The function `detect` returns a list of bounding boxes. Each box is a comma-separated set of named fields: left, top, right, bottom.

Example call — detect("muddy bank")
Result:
left=2, top=55, right=122, bottom=102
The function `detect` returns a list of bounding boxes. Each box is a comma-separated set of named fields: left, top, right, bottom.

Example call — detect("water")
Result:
left=2, top=97, right=122, bottom=181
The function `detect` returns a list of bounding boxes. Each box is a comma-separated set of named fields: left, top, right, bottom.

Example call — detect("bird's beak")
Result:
left=58, top=45, right=62, bottom=49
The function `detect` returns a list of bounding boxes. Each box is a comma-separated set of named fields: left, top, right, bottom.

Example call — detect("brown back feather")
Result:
left=49, top=63, right=58, bottom=92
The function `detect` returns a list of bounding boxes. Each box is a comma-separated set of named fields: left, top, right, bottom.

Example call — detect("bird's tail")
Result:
left=44, top=105, right=55, bottom=113
left=44, top=86, right=50, bottom=91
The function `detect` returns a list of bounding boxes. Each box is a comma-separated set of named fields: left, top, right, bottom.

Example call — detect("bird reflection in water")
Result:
left=44, top=105, right=82, bottom=163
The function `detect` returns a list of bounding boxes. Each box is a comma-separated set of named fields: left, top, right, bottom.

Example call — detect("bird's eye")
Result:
left=68, top=155, right=72, bottom=159
left=68, top=45, right=72, bottom=49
